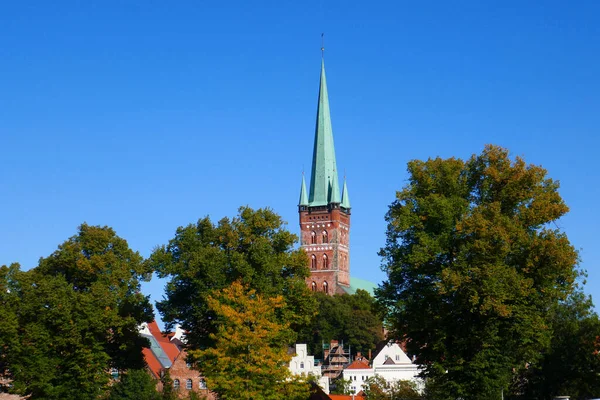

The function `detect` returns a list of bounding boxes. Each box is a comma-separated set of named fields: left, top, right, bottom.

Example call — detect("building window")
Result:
left=174, top=379, right=180, bottom=390
left=311, top=281, right=317, bottom=292
left=322, top=230, right=328, bottom=243
left=311, top=231, right=316, bottom=244
left=300, top=362, right=304, bottom=369
left=186, top=379, right=192, bottom=390
left=396, top=355, right=400, bottom=361
left=322, top=254, right=328, bottom=269
left=311, top=254, right=317, bottom=270
left=199, top=379, right=207, bottom=389
left=323, top=281, right=328, bottom=294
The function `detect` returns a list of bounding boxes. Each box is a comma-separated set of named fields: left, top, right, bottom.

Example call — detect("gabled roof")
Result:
left=146, top=320, right=181, bottom=362
left=142, top=347, right=163, bottom=379
left=345, top=359, right=371, bottom=370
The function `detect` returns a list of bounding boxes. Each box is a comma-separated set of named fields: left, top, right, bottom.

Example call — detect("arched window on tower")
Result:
left=311, top=231, right=316, bottom=244
left=322, top=230, right=328, bottom=243
left=322, top=254, right=328, bottom=269
left=323, top=281, right=329, bottom=294
left=311, top=281, right=317, bottom=292
left=311, top=254, right=317, bottom=270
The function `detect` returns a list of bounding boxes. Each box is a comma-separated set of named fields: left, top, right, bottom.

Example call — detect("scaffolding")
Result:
left=321, top=340, right=351, bottom=379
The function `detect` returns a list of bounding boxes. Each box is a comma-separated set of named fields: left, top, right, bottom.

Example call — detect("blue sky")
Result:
left=2, top=1, right=599, bottom=327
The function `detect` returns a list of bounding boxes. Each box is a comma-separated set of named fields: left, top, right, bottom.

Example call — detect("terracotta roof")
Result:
left=345, top=359, right=371, bottom=370
left=143, top=347, right=163, bottom=379
left=146, top=320, right=181, bottom=362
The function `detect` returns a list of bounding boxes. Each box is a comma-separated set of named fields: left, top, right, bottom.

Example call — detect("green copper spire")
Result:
left=341, top=177, right=351, bottom=209
left=299, top=174, right=309, bottom=206
left=309, top=59, right=341, bottom=206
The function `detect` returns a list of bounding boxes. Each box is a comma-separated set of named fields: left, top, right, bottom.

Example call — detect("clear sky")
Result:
left=2, top=1, right=599, bottom=327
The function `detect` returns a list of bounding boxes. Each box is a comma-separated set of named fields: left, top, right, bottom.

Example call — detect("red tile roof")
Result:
left=146, top=320, right=181, bottom=362
left=345, top=359, right=371, bottom=370
left=142, top=347, right=163, bottom=379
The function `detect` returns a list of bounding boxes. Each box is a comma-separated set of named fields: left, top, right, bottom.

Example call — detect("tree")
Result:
left=148, top=206, right=317, bottom=350
left=109, top=369, right=160, bottom=400
left=159, top=369, right=177, bottom=400
left=519, top=291, right=600, bottom=399
left=297, top=289, right=384, bottom=359
left=2, top=225, right=154, bottom=399
left=191, top=281, right=310, bottom=400
left=363, top=376, right=422, bottom=400
left=377, top=145, right=580, bottom=399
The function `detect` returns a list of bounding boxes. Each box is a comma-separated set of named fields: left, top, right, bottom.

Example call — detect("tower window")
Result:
left=323, top=281, right=328, bottom=294
left=322, top=254, right=328, bottom=269
left=311, top=254, right=317, bottom=270
left=311, top=281, right=317, bottom=292
left=322, top=230, right=328, bottom=243
left=311, top=231, right=316, bottom=244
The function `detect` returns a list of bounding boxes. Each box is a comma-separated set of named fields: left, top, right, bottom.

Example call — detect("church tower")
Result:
left=298, top=57, right=351, bottom=295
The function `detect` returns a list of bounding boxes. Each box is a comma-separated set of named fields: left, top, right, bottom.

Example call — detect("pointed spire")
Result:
left=341, top=177, right=351, bottom=209
left=308, top=58, right=340, bottom=206
left=299, top=174, right=309, bottom=206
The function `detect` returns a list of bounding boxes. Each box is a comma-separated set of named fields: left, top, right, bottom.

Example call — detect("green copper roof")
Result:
left=308, top=59, right=341, bottom=206
left=342, top=277, right=378, bottom=296
left=299, top=174, right=309, bottom=206
left=341, top=178, right=351, bottom=209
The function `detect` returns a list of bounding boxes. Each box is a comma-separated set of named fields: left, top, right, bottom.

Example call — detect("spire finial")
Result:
left=321, top=33, right=325, bottom=58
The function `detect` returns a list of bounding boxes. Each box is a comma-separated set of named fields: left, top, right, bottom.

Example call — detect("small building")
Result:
left=140, top=321, right=213, bottom=399
left=289, top=344, right=330, bottom=394
left=342, top=341, right=420, bottom=394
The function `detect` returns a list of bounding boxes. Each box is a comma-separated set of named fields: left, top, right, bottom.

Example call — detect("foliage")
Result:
left=159, top=369, right=176, bottom=400
left=190, top=281, right=310, bottom=400
left=363, top=376, right=422, bottom=400
left=377, top=145, right=580, bottom=399
left=330, top=378, right=352, bottom=395
left=517, top=291, right=600, bottom=399
left=108, top=369, right=159, bottom=400
left=1, top=225, right=153, bottom=400
left=149, top=206, right=317, bottom=350
left=297, top=289, right=384, bottom=359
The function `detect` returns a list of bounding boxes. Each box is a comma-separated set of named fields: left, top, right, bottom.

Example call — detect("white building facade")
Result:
left=343, top=341, right=421, bottom=394
left=288, top=344, right=330, bottom=394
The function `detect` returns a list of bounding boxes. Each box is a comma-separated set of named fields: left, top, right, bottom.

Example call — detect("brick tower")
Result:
left=298, top=57, right=351, bottom=295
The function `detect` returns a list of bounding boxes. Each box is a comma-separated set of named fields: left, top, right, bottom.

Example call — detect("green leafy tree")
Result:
left=149, top=206, right=317, bottom=350
left=298, top=289, right=384, bottom=358
left=2, top=225, right=153, bottom=399
left=377, top=145, right=580, bottom=399
left=159, top=369, right=176, bottom=400
left=518, top=291, right=600, bottom=399
left=363, top=376, right=422, bottom=400
left=109, top=369, right=160, bottom=400
left=191, top=280, right=310, bottom=400
left=330, top=378, right=352, bottom=395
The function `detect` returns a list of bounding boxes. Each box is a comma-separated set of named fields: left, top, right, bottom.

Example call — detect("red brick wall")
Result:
left=299, top=205, right=351, bottom=294
left=169, top=350, right=214, bottom=399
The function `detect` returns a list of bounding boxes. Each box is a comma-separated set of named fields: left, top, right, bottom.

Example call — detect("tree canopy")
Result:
left=149, top=206, right=317, bottom=350
left=1, top=224, right=153, bottom=399
left=377, top=145, right=580, bottom=398
left=297, top=289, right=384, bottom=359
left=191, top=280, right=310, bottom=400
